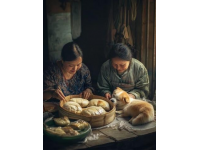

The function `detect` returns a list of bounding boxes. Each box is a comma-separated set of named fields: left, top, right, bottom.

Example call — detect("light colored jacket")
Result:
left=97, top=58, right=149, bottom=99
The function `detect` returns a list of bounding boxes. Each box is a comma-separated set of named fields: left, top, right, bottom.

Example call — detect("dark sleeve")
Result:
left=43, top=64, right=57, bottom=91
left=83, top=65, right=95, bottom=93
left=128, top=65, right=149, bottom=99
left=97, top=64, right=111, bottom=96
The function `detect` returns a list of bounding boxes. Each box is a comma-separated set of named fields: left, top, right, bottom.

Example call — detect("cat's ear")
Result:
left=117, top=87, right=122, bottom=90
left=123, top=96, right=130, bottom=103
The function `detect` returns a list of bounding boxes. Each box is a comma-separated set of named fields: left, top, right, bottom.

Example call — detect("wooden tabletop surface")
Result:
left=43, top=111, right=156, bottom=150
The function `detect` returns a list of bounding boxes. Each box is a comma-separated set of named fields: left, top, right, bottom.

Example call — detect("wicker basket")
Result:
left=59, top=95, right=116, bottom=128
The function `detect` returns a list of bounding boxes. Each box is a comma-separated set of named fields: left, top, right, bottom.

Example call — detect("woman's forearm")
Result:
left=43, top=89, right=54, bottom=101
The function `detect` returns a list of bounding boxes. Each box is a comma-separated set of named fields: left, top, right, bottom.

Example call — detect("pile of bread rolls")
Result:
left=63, top=98, right=111, bottom=117
left=45, top=117, right=89, bottom=137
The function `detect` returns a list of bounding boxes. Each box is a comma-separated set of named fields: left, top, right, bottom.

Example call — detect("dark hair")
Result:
left=61, top=42, right=83, bottom=61
left=109, top=43, right=132, bottom=61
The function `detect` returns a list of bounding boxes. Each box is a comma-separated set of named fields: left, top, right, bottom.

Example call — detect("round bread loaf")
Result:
left=63, top=101, right=82, bottom=113
left=53, top=116, right=70, bottom=126
left=81, top=106, right=106, bottom=116
left=69, top=98, right=89, bottom=107
left=88, top=99, right=110, bottom=111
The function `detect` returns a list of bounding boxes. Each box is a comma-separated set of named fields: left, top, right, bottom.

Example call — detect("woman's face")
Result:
left=62, top=57, right=82, bottom=75
left=111, top=57, right=130, bottom=73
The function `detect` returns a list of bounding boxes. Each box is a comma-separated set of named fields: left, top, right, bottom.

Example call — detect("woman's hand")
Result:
left=51, top=88, right=65, bottom=101
left=82, top=88, right=92, bottom=99
left=105, top=93, right=111, bottom=100
left=128, top=94, right=136, bottom=99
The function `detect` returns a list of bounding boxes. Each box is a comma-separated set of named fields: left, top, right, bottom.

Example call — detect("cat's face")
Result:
left=111, top=87, right=131, bottom=109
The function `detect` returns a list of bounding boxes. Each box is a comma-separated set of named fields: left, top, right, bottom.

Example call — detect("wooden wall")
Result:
left=43, top=0, right=156, bottom=99
left=46, top=0, right=72, bottom=62
left=135, top=0, right=156, bottom=99
left=43, top=0, right=48, bottom=70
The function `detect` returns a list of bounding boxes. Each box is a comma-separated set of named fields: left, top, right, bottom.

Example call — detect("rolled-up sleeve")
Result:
left=84, top=66, right=95, bottom=93
left=128, top=66, right=149, bottom=99
left=43, top=67, right=56, bottom=91
left=97, top=64, right=111, bottom=96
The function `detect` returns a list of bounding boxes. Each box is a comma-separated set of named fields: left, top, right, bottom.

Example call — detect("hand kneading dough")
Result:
left=63, top=101, right=82, bottom=113
left=81, top=106, right=106, bottom=116
left=69, top=98, right=89, bottom=107
left=88, top=99, right=110, bottom=111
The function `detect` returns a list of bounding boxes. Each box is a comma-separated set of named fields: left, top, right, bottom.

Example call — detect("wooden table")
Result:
left=43, top=112, right=156, bottom=150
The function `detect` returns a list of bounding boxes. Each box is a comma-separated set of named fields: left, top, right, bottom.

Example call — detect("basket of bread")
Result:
left=59, top=95, right=116, bottom=127
left=43, top=116, right=91, bottom=143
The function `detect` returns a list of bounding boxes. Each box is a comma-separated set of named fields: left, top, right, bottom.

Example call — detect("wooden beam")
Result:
left=153, top=0, right=156, bottom=98
left=141, top=0, right=148, bottom=66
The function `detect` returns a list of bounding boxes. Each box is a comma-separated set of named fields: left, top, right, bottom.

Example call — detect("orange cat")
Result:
left=111, top=87, right=154, bottom=125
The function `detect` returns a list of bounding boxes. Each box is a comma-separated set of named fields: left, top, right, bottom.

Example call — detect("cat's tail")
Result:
left=130, top=108, right=154, bottom=125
